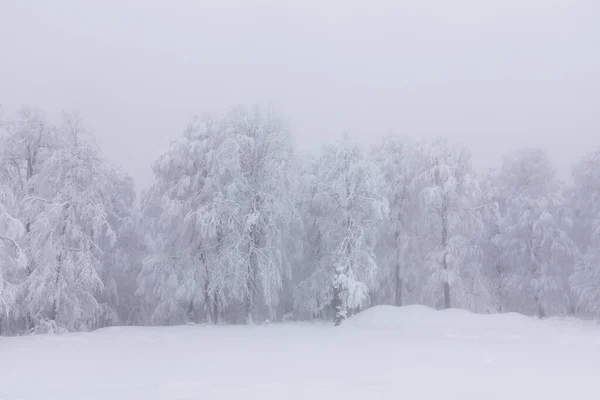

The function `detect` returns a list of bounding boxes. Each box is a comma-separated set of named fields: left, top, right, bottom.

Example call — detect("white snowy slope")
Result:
left=1, top=306, right=599, bottom=400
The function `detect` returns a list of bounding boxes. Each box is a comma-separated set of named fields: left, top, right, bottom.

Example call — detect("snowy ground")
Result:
left=1, top=306, right=599, bottom=400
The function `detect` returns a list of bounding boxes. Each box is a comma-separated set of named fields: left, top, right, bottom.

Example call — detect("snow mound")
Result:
left=347, top=304, right=527, bottom=329
left=347, top=305, right=598, bottom=338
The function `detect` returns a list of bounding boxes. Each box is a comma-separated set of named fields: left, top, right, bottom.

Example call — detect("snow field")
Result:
left=1, top=305, right=599, bottom=400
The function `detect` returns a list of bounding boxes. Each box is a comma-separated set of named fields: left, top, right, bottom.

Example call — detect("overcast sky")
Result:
left=1, top=0, right=599, bottom=192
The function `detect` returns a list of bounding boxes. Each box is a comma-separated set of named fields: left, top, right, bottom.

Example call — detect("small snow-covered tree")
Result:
left=499, top=148, right=576, bottom=317
left=301, top=137, right=387, bottom=325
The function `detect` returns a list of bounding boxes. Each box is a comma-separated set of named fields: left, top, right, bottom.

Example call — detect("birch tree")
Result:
left=226, top=106, right=299, bottom=324
left=293, top=155, right=332, bottom=320
left=499, top=148, right=576, bottom=317
left=570, top=148, right=600, bottom=316
left=372, top=137, right=419, bottom=307
left=411, top=139, right=486, bottom=310
left=23, top=113, right=130, bottom=332
left=138, top=116, right=239, bottom=324
left=139, top=108, right=299, bottom=325
left=0, top=107, right=57, bottom=330
left=302, top=137, right=387, bottom=325
left=0, top=185, right=27, bottom=332
left=479, top=170, right=514, bottom=312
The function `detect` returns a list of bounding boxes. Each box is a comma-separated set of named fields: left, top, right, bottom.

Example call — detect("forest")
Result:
left=1, top=105, right=599, bottom=334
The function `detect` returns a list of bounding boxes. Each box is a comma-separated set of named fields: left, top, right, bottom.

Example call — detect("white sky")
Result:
left=1, top=0, right=599, bottom=192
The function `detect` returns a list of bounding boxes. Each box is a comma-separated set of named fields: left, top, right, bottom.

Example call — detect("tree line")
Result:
left=0, top=105, right=598, bottom=334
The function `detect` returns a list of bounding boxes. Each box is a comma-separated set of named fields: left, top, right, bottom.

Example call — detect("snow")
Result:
left=1, top=306, right=599, bottom=399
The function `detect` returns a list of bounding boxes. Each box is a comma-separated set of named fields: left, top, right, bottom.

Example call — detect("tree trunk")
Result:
left=334, top=213, right=354, bottom=326
left=203, top=262, right=212, bottom=324
left=245, top=200, right=261, bottom=325
left=245, top=237, right=258, bottom=324
left=26, top=156, right=34, bottom=181
left=495, top=261, right=503, bottom=312
left=213, top=227, right=223, bottom=325
left=213, top=296, right=219, bottom=324
left=443, top=282, right=451, bottom=309
left=188, top=301, right=196, bottom=324
left=535, top=295, right=545, bottom=318
left=531, top=242, right=544, bottom=318
left=537, top=303, right=546, bottom=319
left=441, top=199, right=451, bottom=309
left=52, top=253, right=62, bottom=325
left=333, top=278, right=344, bottom=326
left=394, top=263, right=403, bottom=307
left=24, top=152, right=37, bottom=330
left=245, top=290, right=254, bottom=324
left=245, top=251, right=256, bottom=325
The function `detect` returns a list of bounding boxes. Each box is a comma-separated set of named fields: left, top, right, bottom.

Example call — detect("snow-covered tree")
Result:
left=478, top=170, right=514, bottom=312
left=0, top=185, right=27, bottom=332
left=226, top=106, right=299, bottom=323
left=2, top=102, right=595, bottom=332
left=140, top=107, right=300, bottom=325
left=0, top=107, right=58, bottom=331
left=298, top=137, right=387, bottom=325
left=138, top=115, right=240, bottom=324
left=23, top=113, right=132, bottom=332
left=293, top=155, right=333, bottom=320
left=95, top=163, right=137, bottom=327
left=109, top=206, right=145, bottom=326
left=410, top=139, right=487, bottom=311
left=371, top=136, right=419, bottom=307
left=498, top=148, right=576, bottom=317
left=570, top=148, right=600, bottom=316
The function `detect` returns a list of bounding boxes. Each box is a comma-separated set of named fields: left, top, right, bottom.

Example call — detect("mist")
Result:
left=4, top=3, right=600, bottom=398
left=2, top=0, right=598, bottom=191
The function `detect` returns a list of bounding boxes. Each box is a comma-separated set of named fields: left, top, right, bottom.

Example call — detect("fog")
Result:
left=1, top=0, right=599, bottom=191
